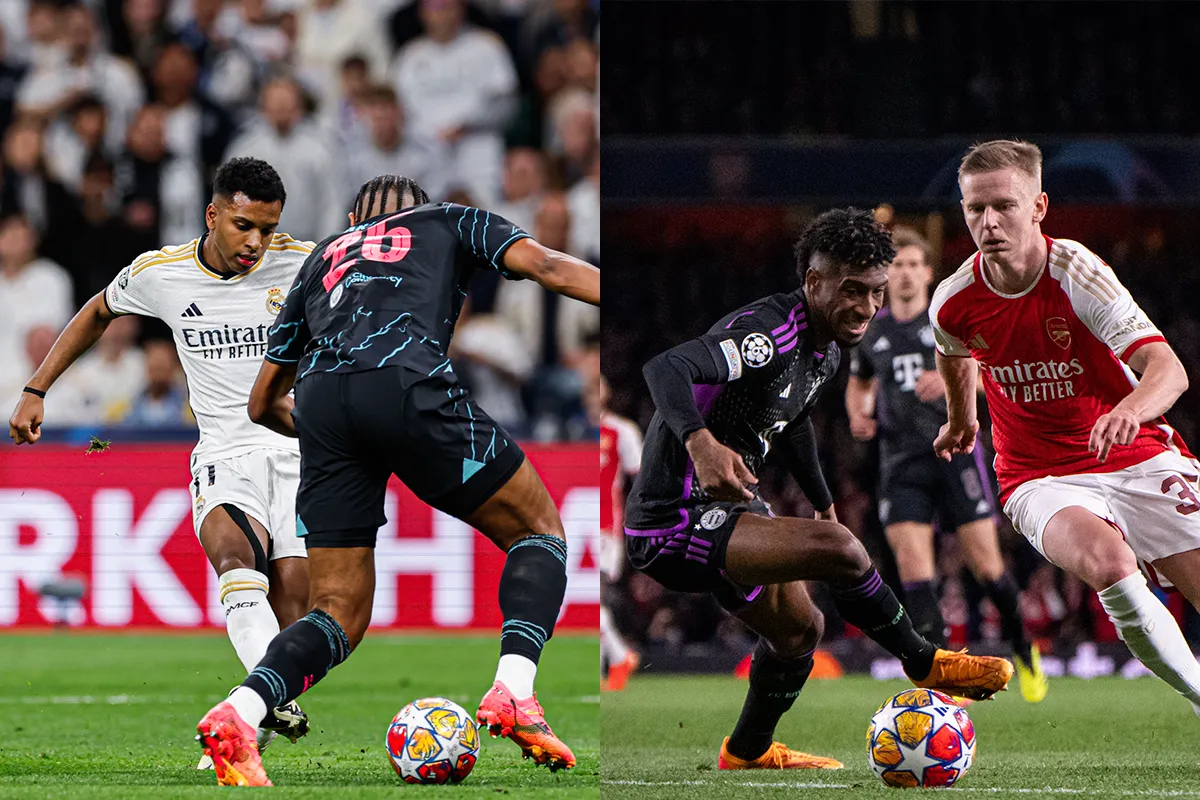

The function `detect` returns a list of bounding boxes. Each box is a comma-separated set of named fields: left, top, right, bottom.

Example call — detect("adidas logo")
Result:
left=968, top=333, right=989, bottom=350
left=181, top=303, right=203, bottom=318
left=872, top=336, right=891, bottom=352
left=779, top=384, right=792, bottom=399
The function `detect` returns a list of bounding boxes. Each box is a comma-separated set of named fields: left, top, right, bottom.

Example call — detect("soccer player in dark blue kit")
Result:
left=625, top=208, right=1013, bottom=771
left=196, top=175, right=599, bottom=786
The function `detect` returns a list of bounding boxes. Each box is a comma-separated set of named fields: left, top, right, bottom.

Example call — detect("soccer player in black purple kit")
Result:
left=625, top=209, right=1014, bottom=771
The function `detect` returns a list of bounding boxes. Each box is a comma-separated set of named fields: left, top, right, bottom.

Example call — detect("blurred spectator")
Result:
left=116, top=338, right=194, bottom=426
left=150, top=40, right=236, bottom=181
left=116, top=103, right=205, bottom=246
left=322, top=54, right=370, bottom=147
left=450, top=314, right=533, bottom=433
left=295, top=0, right=390, bottom=115
left=1, top=115, right=57, bottom=231
left=43, top=152, right=154, bottom=309
left=175, top=0, right=257, bottom=112
left=551, top=98, right=594, bottom=187
left=494, top=146, right=546, bottom=234
left=518, top=0, right=598, bottom=77
left=109, top=0, right=174, bottom=76
left=225, top=76, right=341, bottom=240
left=0, top=214, right=73, bottom=402
left=565, top=144, right=597, bottom=263
left=18, top=0, right=64, bottom=72
left=0, top=24, right=27, bottom=136
left=390, top=0, right=517, bottom=206
left=57, top=313, right=147, bottom=424
left=44, top=95, right=109, bottom=192
left=215, top=0, right=291, bottom=78
left=340, top=84, right=448, bottom=208
left=17, top=3, right=145, bottom=153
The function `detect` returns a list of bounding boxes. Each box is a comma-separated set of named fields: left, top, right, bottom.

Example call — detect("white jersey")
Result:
left=104, top=233, right=314, bottom=466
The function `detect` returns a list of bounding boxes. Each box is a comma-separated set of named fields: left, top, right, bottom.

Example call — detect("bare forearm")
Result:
left=254, top=396, right=297, bottom=438
left=27, top=300, right=111, bottom=391
left=537, top=251, right=600, bottom=306
left=1114, top=357, right=1188, bottom=423
left=845, top=378, right=875, bottom=418
left=936, top=352, right=978, bottom=426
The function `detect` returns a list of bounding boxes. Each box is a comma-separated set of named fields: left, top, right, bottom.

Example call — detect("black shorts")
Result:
left=879, top=451, right=996, bottom=530
left=625, top=499, right=768, bottom=612
left=292, top=366, right=525, bottom=546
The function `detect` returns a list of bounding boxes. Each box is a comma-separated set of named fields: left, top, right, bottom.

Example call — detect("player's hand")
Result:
left=933, top=420, right=978, bottom=461
left=685, top=428, right=757, bottom=502
left=915, top=370, right=946, bottom=402
left=815, top=506, right=838, bottom=523
left=9, top=393, right=44, bottom=445
left=1089, top=408, right=1140, bottom=463
left=849, top=412, right=877, bottom=441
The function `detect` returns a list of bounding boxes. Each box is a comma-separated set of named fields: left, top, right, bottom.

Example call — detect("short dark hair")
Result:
left=353, top=175, right=430, bottom=220
left=212, top=157, right=286, bottom=206
left=793, top=207, right=896, bottom=279
left=891, top=226, right=933, bottom=267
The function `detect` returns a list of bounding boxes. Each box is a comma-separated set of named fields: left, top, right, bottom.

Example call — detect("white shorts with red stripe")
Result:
left=1003, top=450, right=1200, bottom=588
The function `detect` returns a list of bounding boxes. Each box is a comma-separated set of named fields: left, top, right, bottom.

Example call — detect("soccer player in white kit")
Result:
left=8, top=157, right=317, bottom=759
left=931, top=139, right=1200, bottom=716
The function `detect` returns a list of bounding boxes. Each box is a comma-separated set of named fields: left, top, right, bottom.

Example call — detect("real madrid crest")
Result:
left=266, top=287, right=284, bottom=316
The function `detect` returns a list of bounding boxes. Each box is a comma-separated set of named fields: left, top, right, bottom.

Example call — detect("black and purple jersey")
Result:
left=625, top=288, right=839, bottom=532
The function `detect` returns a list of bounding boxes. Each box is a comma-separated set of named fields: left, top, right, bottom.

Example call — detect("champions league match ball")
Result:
left=867, top=689, right=976, bottom=788
left=386, top=697, right=481, bottom=784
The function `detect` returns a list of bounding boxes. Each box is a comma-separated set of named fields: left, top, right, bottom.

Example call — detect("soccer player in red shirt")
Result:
left=931, top=139, right=1200, bottom=715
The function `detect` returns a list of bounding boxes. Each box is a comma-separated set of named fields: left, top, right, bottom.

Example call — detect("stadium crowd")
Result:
left=0, top=0, right=599, bottom=440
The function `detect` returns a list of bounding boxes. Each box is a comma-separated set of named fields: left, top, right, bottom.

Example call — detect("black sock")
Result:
left=982, top=574, right=1031, bottom=663
left=726, top=640, right=815, bottom=761
left=902, top=580, right=948, bottom=648
left=242, top=609, right=350, bottom=708
left=499, top=534, right=568, bottom=664
left=831, top=567, right=937, bottom=680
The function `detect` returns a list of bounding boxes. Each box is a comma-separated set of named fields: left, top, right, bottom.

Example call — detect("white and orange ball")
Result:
left=867, top=688, right=975, bottom=788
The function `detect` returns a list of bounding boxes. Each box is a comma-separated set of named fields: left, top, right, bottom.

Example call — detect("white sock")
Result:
left=1098, top=572, right=1200, bottom=708
left=228, top=686, right=269, bottom=731
left=600, top=606, right=629, bottom=663
left=495, top=654, right=537, bottom=699
left=219, top=569, right=280, bottom=674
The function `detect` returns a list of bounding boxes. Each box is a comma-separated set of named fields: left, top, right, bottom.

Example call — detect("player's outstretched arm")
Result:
left=932, top=351, right=980, bottom=461
left=1090, top=341, right=1188, bottom=462
left=248, top=360, right=299, bottom=438
left=9, top=292, right=117, bottom=444
left=845, top=375, right=878, bottom=441
left=501, top=239, right=599, bottom=306
left=779, top=415, right=835, bottom=517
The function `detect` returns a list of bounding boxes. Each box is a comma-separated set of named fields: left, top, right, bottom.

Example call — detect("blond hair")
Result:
left=958, top=139, right=1042, bottom=189
left=890, top=226, right=932, bottom=267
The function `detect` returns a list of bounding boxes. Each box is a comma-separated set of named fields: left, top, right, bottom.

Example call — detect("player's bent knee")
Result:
left=311, top=597, right=371, bottom=649
left=766, top=609, right=824, bottom=659
left=1089, top=552, right=1140, bottom=592
left=821, top=523, right=871, bottom=580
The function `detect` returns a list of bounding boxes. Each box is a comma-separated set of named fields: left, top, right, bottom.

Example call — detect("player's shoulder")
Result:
left=124, top=239, right=202, bottom=280
left=602, top=411, right=642, bottom=442
left=929, top=255, right=979, bottom=322
left=265, top=232, right=316, bottom=267
left=709, top=291, right=800, bottom=335
left=1047, top=237, right=1123, bottom=303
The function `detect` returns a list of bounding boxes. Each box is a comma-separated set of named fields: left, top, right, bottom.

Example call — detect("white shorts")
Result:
left=1003, top=450, right=1200, bottom=587
left=600, top=532, right=624, bottom=582
left=189, top=449, right=305, bottom=561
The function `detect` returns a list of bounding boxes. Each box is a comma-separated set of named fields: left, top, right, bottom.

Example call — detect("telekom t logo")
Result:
left=892, top=353, right=924, bottom=392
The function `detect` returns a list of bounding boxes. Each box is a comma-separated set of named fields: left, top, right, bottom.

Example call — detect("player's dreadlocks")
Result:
left=353, top=175, right=430, bottom=221
left=793, top=207, right=896, bottom=280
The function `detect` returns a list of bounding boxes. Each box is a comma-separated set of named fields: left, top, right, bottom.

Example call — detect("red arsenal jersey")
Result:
left=930, top=235, right=1190, bottom=503
left=600, top=411, right=643, bottom=533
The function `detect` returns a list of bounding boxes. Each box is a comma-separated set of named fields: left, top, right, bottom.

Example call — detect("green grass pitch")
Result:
left=0, top=633, right=598, bottom=798
left=602, top=673, right=1200, bottom=799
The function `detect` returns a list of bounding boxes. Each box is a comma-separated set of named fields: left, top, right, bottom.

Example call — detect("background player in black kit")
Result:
left=625, top=208, right=1013, bottom=772
left=846, top=226, right=1047, bottom=703
left=195, top=175, right=600, bottom=786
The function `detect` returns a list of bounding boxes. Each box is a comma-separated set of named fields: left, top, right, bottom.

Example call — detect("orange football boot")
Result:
left=195, top=701, right=273, bottom=787
left=476, top=681, right=576, bottom=771
left=603, top=652, right=640, bottom=692
left=911, top=648, right=1014, bottom=701
left=718, top=737, right=844, bottom=770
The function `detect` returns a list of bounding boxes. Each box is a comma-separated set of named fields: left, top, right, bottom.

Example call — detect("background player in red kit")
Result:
left=931, top=139, right=1200, bottom=716
left=597, top=375, right=643, bottom=691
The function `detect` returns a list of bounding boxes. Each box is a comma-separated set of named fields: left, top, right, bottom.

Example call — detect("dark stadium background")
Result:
left=602, top=0, right=1200, bottom=676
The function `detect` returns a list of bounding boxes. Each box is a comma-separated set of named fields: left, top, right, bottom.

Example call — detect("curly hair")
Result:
left=793, top=207, right=896, bottom=280
left=213, top=157, right=287, bottom=206
left=353, top=175, right=430, bottom=221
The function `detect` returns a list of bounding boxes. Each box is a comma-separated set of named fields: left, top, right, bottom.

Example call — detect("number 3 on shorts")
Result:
left=1161, top=474, right=1200, bottom=515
